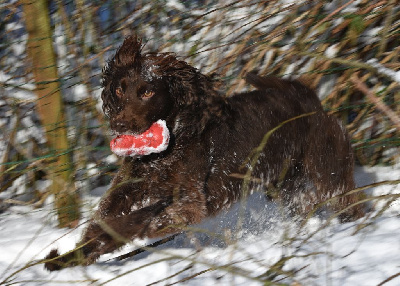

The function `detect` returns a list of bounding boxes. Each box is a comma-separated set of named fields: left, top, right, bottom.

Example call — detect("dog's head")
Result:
left=101, top=35, right=215, bottom=135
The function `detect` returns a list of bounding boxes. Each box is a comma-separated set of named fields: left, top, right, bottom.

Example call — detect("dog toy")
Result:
left=110, top=119, right=170, bottom=157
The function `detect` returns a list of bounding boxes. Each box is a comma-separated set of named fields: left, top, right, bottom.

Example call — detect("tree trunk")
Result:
left=22, top=0, right=80, bottom=227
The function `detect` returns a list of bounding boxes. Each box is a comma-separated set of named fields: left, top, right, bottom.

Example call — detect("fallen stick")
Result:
left=109, top=232, right=183, bottom=262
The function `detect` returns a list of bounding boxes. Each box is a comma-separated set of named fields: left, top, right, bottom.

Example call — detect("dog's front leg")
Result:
left=45, top=188, right=207, bottom=270
left=44, top=198, right=173, bottom=270
left=81, top=191, right=207, bottom=262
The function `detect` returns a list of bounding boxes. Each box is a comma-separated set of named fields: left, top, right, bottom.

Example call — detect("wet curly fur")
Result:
left=44, top=35, right=365, bottom=270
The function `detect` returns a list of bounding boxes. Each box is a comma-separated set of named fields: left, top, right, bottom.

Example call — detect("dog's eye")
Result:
left=115, top=87, right=124, bottom=98
left=141, top=90, right=155, bottom=99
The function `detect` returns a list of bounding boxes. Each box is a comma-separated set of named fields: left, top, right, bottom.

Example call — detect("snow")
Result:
left=367, top=59, right=400, bottom=84
left=141, top=58, right=162, bottom=82
left=324, top=44, right=339, bottom=59
left=0, top=165, right=399, bottom=286
left=0, top=72, right=36, bottom=101
left=166, top=0, right=185, bottom=11
left=67, top=84, right=90, bottom=102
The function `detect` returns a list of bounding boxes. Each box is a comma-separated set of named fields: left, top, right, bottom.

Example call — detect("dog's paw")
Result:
left=44, top=248, right=87, bottom=271
left=44, top=249, right=63, bottom=271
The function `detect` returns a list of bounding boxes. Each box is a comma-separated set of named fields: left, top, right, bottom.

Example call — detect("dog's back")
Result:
left=204, top=74, right=364, bottom=221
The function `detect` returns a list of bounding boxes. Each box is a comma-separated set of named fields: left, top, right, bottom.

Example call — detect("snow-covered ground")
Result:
left=0, top=165, right=399, bottom=286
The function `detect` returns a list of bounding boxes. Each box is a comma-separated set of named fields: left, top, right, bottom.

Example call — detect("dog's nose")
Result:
left=111, top=120, right=128, bottom=133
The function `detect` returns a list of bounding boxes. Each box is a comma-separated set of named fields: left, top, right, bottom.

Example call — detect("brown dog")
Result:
left=44, top=35, right=364, bottom=270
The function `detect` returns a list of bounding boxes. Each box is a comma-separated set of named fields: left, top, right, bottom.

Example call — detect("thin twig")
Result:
left=351, top=75, right=400, bottom=132
left=377, top=271, right=400, bottom=286
left=107, top=232, right=182, bottom=262
left=166, top=267, right=213, bottom=285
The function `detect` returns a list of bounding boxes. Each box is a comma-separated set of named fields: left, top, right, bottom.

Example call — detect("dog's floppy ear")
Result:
left=165, top=72, right=198, bottom=107
left=114, top=35, right=143, bottom=68
left=148, top=54, right=200, bottom=106
left=102, top=35, right=143, bottom=85
left=101, top=85, right=114, bottom=118
left=154, top=56, right=215, bottom=107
